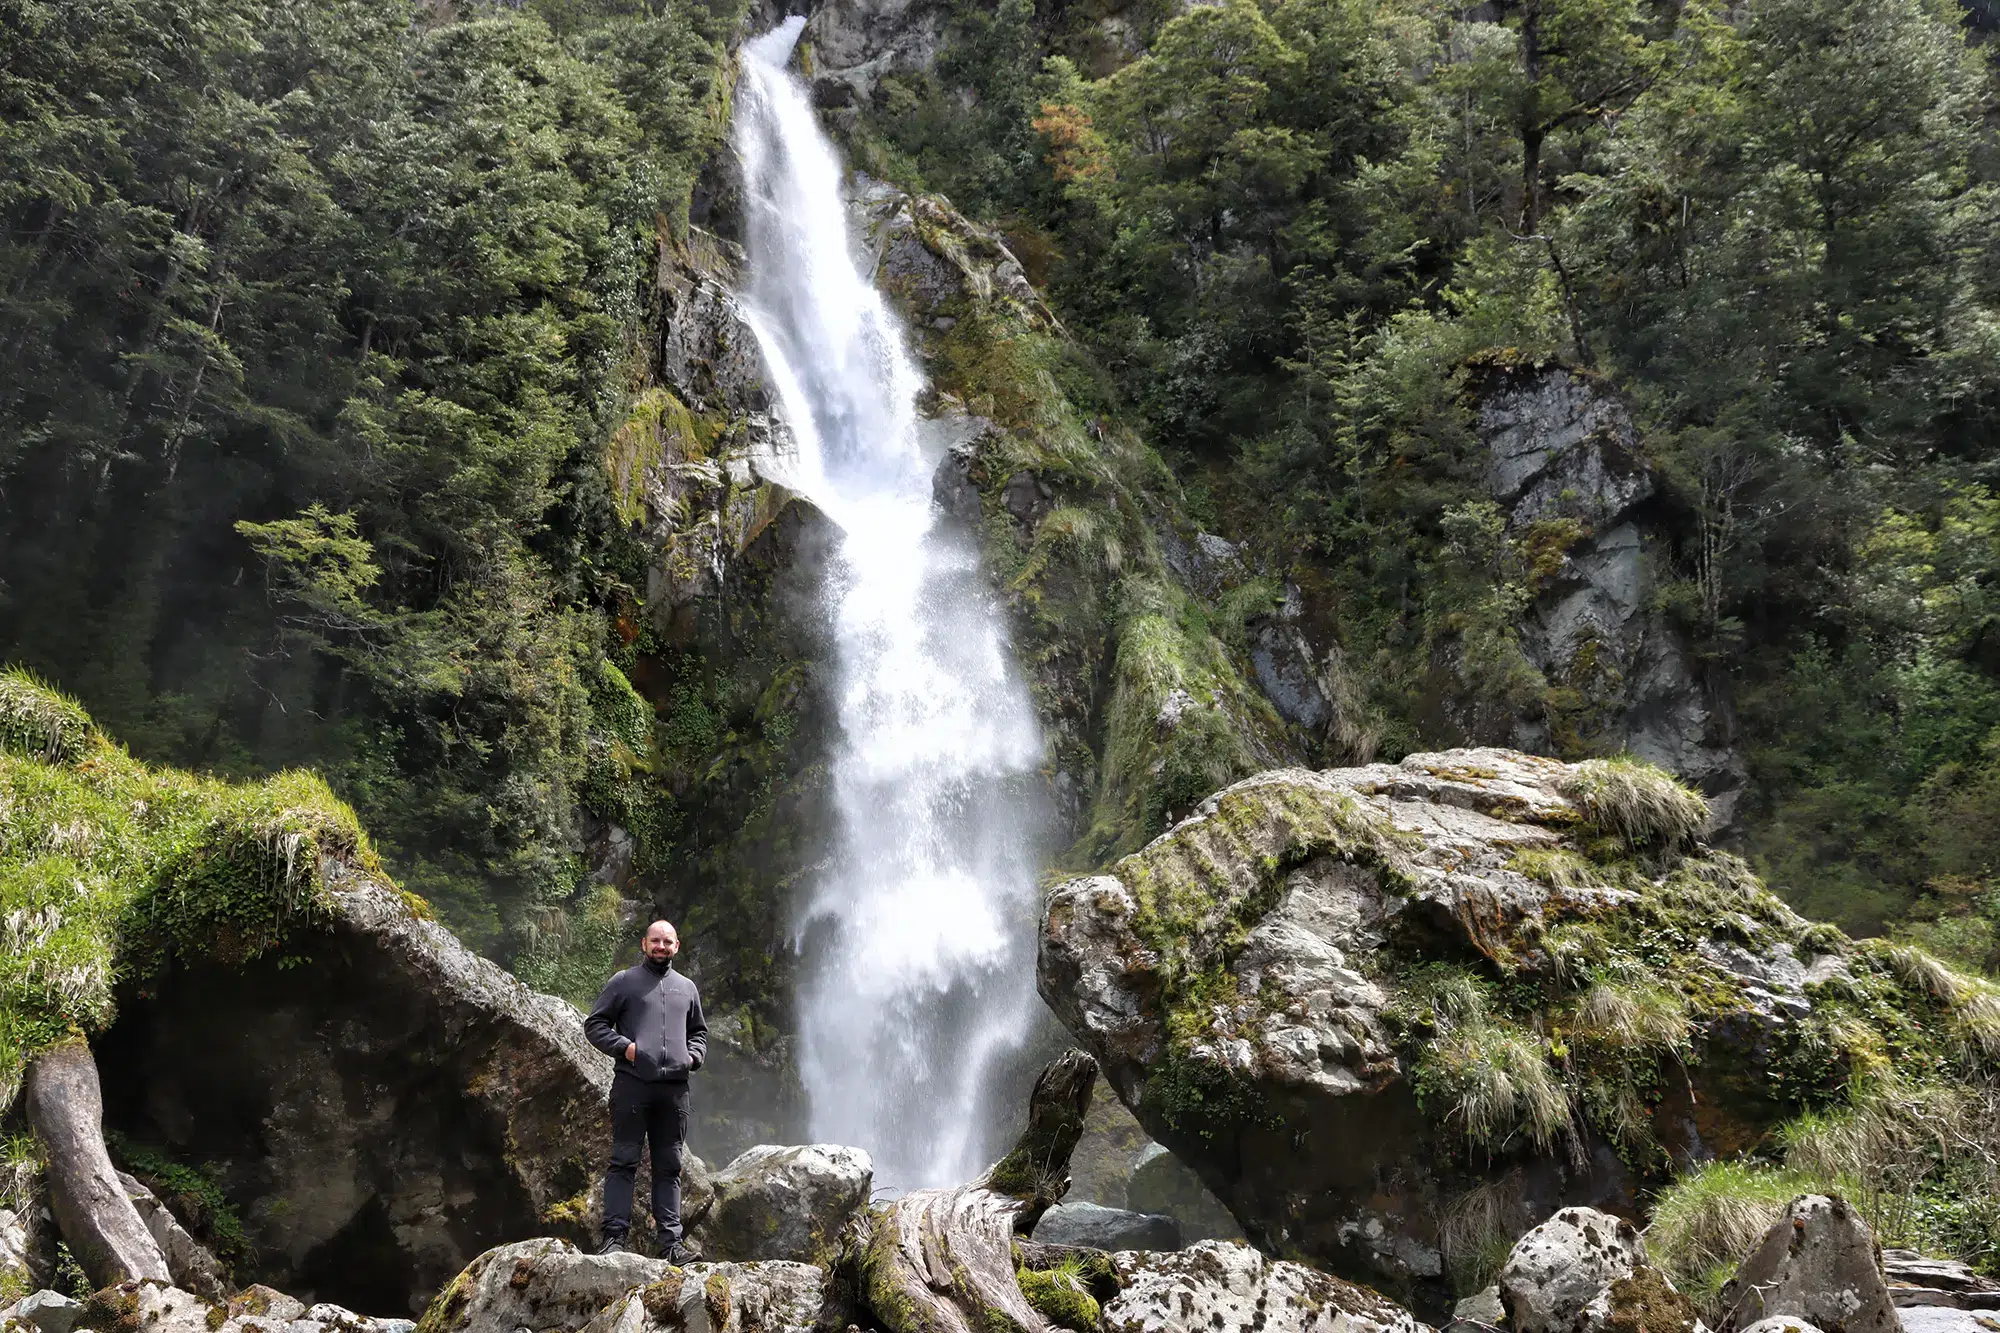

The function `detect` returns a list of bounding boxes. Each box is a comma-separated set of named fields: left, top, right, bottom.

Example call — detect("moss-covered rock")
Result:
left=1037, top=747, right=1995, bottom=1304
left=0, top=672, right=621, bottom=1311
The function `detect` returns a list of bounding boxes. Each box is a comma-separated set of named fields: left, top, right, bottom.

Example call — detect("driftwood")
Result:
left=860, top=1049, right=1097, bottom=1333
left=25, top=1039, right=172, bottom=1288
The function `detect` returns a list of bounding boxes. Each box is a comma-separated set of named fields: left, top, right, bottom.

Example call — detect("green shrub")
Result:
left=1016, top=1260, right=1102, bottom=1332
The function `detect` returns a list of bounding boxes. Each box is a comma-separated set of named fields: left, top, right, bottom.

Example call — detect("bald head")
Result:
left=643, top=919, right=680, bottom=963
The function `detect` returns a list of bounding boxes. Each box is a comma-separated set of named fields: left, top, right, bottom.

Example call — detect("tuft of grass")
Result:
left=0, top=668, right=97, bottom=765
left=1570, top=972, right=1692, bottom=1055
left=1421, top=1019, right=1571, bottom=1153
left=1558, top=755, right=1709, bottom=851
left=1644, top=1160, right=1817, bottom=1309
left=1509, top=847, right=1600, bottom=891
left=1876, top=941, right=1969, bottom=1004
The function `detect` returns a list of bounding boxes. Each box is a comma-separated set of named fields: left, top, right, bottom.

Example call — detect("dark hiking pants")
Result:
left=603, top=1077, right=689, bottom=1244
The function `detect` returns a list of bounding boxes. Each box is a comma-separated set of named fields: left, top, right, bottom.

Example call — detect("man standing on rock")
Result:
left=584, top=919, right=707, bottom=1262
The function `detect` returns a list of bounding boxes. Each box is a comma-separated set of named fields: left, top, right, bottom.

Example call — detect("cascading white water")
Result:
left=732, top=18, right=1048, bottom=1191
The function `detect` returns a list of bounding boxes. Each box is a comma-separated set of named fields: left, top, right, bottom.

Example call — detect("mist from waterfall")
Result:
left=732, top=18, right=1048, bottom=1192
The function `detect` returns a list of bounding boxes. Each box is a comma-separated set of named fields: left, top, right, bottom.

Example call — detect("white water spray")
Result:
left=733, top=19, right=1048, bottom=1190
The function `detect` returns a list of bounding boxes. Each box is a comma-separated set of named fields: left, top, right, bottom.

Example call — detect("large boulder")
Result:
left=578, top=1261, right=826, bottom=1333
left=1500, top=1208, right=1645, bottom=1333
left=693, top=1146, right=871, bottom=1267
left=97, top=880, right=614, bottom=1314
left=1102, top=1241, right=1430, bottom=1333
left=1718, top=1196, right=1896, bottom=1333
left=1038, top=748, right=1893, bottom=1298
left=2, top=1290, right=81, bottom=1333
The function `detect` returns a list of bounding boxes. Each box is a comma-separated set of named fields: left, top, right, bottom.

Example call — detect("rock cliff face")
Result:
left=1037, top=748, right=1932, bottom=1303
left=98, top=878, right=610, bottom=1314
left=1474, top=365, right=1745, bottom=822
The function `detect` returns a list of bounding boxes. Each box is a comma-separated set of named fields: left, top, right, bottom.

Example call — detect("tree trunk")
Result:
left=25, top=1040, right=172, bottom=1289
left=859, top=1050, right=1098, bottom=1333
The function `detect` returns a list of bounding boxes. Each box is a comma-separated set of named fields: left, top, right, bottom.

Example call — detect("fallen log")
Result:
left=860, top=1049, right=1098, bottom=1333
left=26, top=1039, right=172, bottom=1288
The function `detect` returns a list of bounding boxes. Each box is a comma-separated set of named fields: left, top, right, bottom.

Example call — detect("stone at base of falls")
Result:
left=1031, top=1203, right=1180, bottom=1253
left=1499, top=1208, right=1646, bottom=1333
left=37, top=1282, right=406, bottom=1333
left=1101, top=1241, right=1432, bottom=1333
left=693, top=1146, right=872, bottom=1268
left=579, top=1262, right=825, bottom=1333
left=3, top=1290, right=82, bottom=1333
left=116, top=1172, right=225, bottom=1301
left=1717, top=1197, right=1897, bottom=1333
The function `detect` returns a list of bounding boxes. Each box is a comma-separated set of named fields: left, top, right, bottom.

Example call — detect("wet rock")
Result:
left=1500, top=1208, right=1645, bottom=1333
left=851, top=179, right=1054, bottom=334
left=96, top=879, right=616, bottom=1314
left=419, top=1238, right=666, bottom=1333
left=1102, top=1241, right=1430, bottom=1333
left=4, top=1290, right=81, bottom=1333
left=578, top=1260, right=826, bottom=1333
left=1719, top=1196, right=1896, bottom=1333
left=693, top=1145, right=871, bottom=1267
left=117, top=1171, right=225, bottom=1300
left=1031, top=1202, right=1181, bottom=1252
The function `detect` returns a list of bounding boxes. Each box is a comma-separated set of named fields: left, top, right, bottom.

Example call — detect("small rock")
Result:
left=1719, top=1196, right=1896, bottom=1333
left=9, top=1290, right=82, bottom=1333
left=1104, top=1242, right=1426, bottom=1333
left=1736, top=1321, right=1829, bottom=1333
left=1500, top=1207, right=1646, bottom=1333
left=1033, top=1201, right=1181, bottom=1252
left=231, top=1287, right=308, bottom=1322
left=696, top=1145, right=872, bottom=1267
left=1452, top=1285, right=1505, bottom=1324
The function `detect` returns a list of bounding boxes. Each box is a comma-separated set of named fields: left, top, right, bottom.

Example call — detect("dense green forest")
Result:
left=0, top=0, right=747, bottom=955
left=3, top=0, right=1999, bottom=973
left=848, top=0, right=2000, bottom=951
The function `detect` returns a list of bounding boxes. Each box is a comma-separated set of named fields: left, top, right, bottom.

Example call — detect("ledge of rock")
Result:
left=1038, top=748, right=1912, bottom=1299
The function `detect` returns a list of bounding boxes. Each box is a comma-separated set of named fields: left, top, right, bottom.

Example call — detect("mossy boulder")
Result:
left=0, top=672, right=620, bottom=1313
left=1037, top=748, right=1990, bottom=1304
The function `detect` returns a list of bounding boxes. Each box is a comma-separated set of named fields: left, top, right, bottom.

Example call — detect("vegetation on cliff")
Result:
left=848, top=0, right=2000, bottom=944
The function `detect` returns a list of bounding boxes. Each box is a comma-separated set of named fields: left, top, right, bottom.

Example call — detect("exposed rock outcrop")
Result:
left=98, top=880, right=613, bottom=1314
left=1037, top=747, right=1891, bottom=1300
left=577, top=1261, right=827, bottom=1333
left=1718, top=1196, right=1896, bottom=1333
left=1474, top=364, right=1745, bottom=823
left=695, top=1146, right=872, bottom=1268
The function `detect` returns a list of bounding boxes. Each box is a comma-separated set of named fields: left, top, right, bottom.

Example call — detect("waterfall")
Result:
left=732, top=18, right=1049, bottom=1191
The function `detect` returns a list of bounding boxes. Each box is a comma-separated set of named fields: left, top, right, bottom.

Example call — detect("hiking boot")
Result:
left=661, top=1240, right=698, bottom=1266
left=596, top=1236, right=627, bottom=1256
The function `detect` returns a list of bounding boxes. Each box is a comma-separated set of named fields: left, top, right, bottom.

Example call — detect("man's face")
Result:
left=643, top=922, right=680, bottom=962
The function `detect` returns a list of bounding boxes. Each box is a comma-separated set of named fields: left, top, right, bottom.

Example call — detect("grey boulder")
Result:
left=117, top=1171, right=226, bottom=1300
left=1719, top=1196, right=1896, bottom=1333
left=578, top=1261, right=826, bottom=1333
left=1501, top=1207, right=1646, bottom=1333
left=694, top=1145, right=871, bottom=1267
left=75, top=1282, right=405, bottom=1333
left=1578, top=1265, right=1700, bottom=1333
left=1102, top=1241, right=1429, bottom=1333
left=420, top=1238, right=667, bottom=1333
left=1032, top=1201, right=1181, bottom=1252
left=1895, top=1312, right=2000, bottom=1333
left=4, top=1290, right=82, bottom=1333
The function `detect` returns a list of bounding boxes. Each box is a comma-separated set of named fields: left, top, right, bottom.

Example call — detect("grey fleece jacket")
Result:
left=583, top=958, right=708, bottom=1083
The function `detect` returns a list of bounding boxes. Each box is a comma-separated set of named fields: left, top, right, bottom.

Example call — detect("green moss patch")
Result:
left=0, top=668, right=380, bottom=1109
